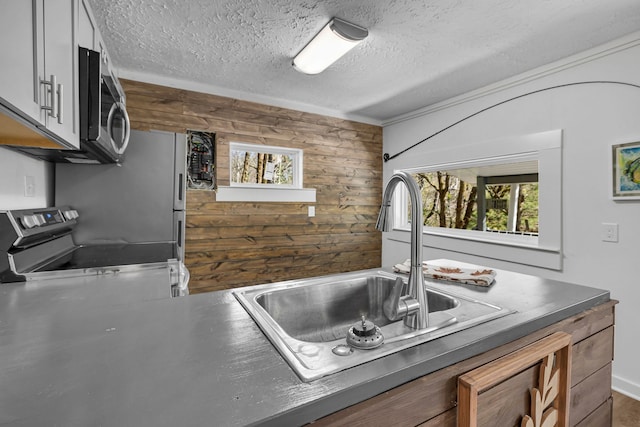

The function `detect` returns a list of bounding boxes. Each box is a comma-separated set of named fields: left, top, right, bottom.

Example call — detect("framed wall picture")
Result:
left=612, top=140, right=640, bottom=200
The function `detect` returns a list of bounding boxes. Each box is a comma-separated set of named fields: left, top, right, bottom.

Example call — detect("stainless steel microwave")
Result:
left=77, top=46, right=130, bottom=163
left=8, top=48, right=130, bottom=164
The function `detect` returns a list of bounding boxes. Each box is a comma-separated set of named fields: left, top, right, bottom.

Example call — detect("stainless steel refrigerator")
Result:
left=55, top=129, right=187, bottom=261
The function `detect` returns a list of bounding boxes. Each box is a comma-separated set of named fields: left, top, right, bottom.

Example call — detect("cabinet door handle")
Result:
left=49, top=75, right=57, bottom=119
left=40, top=74, right=58, bottom=119
left=56, top=83, right=63, bottom=124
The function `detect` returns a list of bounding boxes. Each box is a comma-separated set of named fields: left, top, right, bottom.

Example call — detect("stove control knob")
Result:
left=34, top=214, right=46, bottom=226
left=63, top=210, right=78, bottom=220
left=21, top=215, right=38, bottom=229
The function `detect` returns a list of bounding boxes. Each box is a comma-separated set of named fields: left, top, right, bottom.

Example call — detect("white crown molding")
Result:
left=382, top=30, right=640, bottom=127
left=116, top=68, right=382, bottom=126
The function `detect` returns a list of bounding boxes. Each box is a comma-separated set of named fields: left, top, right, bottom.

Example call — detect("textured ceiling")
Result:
left=88, top=0, right=640, bottom=124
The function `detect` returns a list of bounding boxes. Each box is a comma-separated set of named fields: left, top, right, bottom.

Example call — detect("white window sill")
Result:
left=215, top=186, right=316, bottom=202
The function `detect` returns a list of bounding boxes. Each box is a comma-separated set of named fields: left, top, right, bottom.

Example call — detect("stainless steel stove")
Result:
left=0, top=206, right=188, bottom=297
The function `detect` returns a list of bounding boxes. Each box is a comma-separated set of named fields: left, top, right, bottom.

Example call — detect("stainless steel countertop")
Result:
left=0, top=261, right=610, bottom=427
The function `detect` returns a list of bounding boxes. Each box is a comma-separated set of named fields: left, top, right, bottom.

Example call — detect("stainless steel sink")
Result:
left=233, top=269, right=512, bottom=381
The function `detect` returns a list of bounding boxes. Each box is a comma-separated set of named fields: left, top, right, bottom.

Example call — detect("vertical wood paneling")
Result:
left=121, top=79, right=383, bottom=293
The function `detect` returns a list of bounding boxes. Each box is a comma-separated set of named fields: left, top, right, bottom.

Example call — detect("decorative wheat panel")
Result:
left=457, top=332, right=572, bottom=427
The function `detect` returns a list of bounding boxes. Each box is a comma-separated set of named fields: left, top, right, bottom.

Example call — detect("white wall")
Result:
left=382, top=33, right=640, bottom=399
left=0, top=147, right=53, bottom=210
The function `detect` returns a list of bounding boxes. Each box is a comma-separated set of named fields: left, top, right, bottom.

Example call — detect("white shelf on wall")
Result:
left=215, top=186, right=316, bottom=203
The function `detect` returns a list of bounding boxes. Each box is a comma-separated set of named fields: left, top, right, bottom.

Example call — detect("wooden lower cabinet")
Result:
left=575, top=398, right=612, bottom=427
left=457, top=332, right=573, bottom=427
left=311, top=301, right=616, bottom=427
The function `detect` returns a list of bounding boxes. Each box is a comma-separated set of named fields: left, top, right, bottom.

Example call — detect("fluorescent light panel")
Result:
left=293, top=18, right=368, bottom=75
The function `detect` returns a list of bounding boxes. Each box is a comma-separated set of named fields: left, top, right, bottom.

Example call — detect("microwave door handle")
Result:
left=106, top=102, right=131, bottom=155
left=106, top=103, right=119, bottom=153
left=118, top=103, right=131, bottom=155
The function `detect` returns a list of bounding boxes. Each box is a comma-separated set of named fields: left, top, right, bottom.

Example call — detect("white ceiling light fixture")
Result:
left=293, top=18, right=368, bottom=75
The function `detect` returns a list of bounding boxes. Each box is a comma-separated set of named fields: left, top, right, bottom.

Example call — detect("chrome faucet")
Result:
left=376, top=171, right=429, bottom=329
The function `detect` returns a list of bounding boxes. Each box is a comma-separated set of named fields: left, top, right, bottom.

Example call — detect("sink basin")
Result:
left=233, top=269, right=512, bottom=381
left=255, top=274, right=458, bottom=342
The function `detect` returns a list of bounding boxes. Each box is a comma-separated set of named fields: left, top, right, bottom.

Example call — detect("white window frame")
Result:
left=229, top=142, right=303, bottom=189
left=391, top=129, right=562, bottom=270
left=216, top=142, right=315, bottom=202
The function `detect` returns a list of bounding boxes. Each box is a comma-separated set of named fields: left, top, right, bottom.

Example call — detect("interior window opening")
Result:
left=389, top=130, right=561, bottom=269
left=408, top=162, right=539, bottom=237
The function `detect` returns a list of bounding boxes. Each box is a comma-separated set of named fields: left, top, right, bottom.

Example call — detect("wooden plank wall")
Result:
left=121, top=79, right=383, bottom=293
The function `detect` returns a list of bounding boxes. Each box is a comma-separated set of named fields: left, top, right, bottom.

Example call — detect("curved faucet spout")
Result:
left=377, top=171, right=429, bottom=329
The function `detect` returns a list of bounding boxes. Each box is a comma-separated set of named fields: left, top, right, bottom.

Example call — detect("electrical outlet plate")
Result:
left=601, top=223, right=618, bottom=243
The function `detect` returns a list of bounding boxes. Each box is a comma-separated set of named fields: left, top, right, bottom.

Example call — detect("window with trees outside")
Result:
left=216, top=142, right=315, bottom=202
left=391, top=129, right=562, bottom=270
left=230, top=143, right=302, bottom=188
left=410, top=163, right=539, bottom=236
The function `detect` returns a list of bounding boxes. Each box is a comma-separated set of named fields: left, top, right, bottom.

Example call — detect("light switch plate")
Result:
left=601, top=223, right=618, bottom=243
left=24, top=175, right=35, bottom=197
left=308, top=206, right=315, bottom=217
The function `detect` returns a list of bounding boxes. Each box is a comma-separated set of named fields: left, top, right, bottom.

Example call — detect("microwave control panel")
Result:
left=187, top=131, right=215, bottom=190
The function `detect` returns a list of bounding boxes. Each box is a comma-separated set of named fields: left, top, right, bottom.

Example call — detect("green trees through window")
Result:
left=231, top=150, right=294, bottom=185
left=410, top=171, right=539, bottom=235
left=229, top=142, right=302, bottom=188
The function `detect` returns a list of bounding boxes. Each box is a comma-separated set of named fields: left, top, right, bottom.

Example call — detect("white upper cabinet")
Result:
left=0, top=1, right=41, bottom=122
left=39, top=0, right=78, bottom=147
left=0, top=0, right=80, bottom=149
